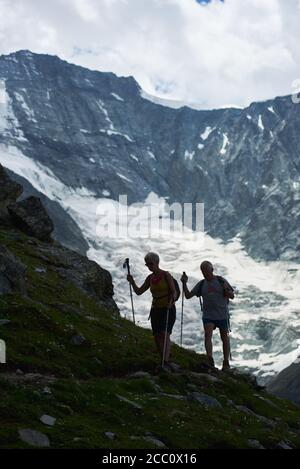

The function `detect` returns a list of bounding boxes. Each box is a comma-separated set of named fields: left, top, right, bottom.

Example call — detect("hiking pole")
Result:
left=180, top=289, right=184, bottom=347
left=227, top=314, right=232, bottom=361
left=162, top=308, right=170, bottom=368
left=123, top=258, right=135, bottom=324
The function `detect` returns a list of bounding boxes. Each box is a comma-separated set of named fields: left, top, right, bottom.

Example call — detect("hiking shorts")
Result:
left=150, top=305, right=176, bottom=336
left=203, top=318, right=229, bottom=331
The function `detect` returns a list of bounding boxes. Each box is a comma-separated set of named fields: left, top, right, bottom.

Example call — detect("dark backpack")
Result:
left=172, top=276, right=181, bottom=301
left=197, top=276, right=234, bottom=310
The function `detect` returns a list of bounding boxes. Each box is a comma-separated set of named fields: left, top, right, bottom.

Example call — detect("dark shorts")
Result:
left=150, top=305, right=176, bottom=336
left=203, top=318, right=229, bottom=331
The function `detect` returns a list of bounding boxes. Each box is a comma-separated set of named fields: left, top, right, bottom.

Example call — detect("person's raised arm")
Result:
left=127, top=274, right=150, bottom=295
left=180, top=272, right=196, bottom=299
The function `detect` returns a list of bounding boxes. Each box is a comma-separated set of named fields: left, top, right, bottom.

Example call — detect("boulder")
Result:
left=37, top=243, right=116, bottom=307
left=18, top=429, right=50, bottom=447
left=187, top=392, right=222, bottom=409
left=0, top=245, right=27, bottom=295
left=0, top=164, right=23, bottom=219
left=40, top=415, right=56, bottom=427
left=8, top=196, right=54, bottom=242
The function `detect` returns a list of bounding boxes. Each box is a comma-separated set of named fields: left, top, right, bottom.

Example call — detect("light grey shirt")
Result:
left=191, top=277, right=229, bottom=320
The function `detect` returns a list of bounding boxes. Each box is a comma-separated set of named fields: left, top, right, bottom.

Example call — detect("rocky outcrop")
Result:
left=0, top=244, right=27, bottom=295
left=34, top=241, right=116, bottom=311
left=267, top=359, right=300, bottom=406
left=0, top=164, right=23, bottom=220
left=0, top=165, right=116, bottom=310
left=8, top=196, right=54, bottom=242
left=6, top=169, right=89, bottom=256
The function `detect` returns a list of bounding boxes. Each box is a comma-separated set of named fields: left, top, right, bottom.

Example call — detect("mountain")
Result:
left=1, top=164, right=300, bottom=449
left=0, top=49, right=299, bottom=262
left=267, top=358, right=300, bottom=406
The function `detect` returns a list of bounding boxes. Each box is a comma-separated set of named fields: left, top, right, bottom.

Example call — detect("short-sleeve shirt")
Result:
left=191, top=277, right=229, bottom=320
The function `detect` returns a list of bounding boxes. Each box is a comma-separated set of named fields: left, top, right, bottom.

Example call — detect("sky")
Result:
left=0, top=0, right=300, bottom=108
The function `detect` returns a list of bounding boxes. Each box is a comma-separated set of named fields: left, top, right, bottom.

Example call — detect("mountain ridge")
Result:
left=1, top=50, right=299, bottom=262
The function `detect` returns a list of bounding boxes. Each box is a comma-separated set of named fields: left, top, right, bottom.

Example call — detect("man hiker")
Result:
left=181, top=260, right=234, bottom=371
left=126, top=252, right=177, bottom=371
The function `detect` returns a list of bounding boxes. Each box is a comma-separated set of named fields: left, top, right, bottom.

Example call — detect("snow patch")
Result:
left=147, top=150, right=156, bottom=160
left=130, top=154, right=139, bottom=162
left=196, top=165, right=208, bottom=176
left=220, top=133, right=229, bottom=155
left=246, top=115, right=252, bottom=120
left=268, top=106, right=276, bottom=115
left=97, top=99, right=114, bottom=130
left=197, top=143, right=204, bottom=150
left=14, top=91, right=37, bottom=122
left=111, top=93, right=124, bottom=102
left=201, top=126, right=215, bottom=141
left=100, top=129, right=134, bottom=142
left=258, top=115, right=264, bottom=131
left=89, top=157, right=95, bottom=163
left=117, top=172, right=132, bottom=183
left=0, top=80, right=27, bottom=142
left=184, top=150, right=195, bottom=161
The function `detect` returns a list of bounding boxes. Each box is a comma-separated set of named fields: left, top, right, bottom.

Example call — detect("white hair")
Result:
left=144, top=252, right=160, bottom=264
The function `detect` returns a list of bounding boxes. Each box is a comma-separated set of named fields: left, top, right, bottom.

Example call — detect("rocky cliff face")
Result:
left=5, top=169, right=89, bottom=256
left=0, top=163, right=117, bottom=312
left=0, top=50, right=299, bottom=262
left=267, top=358, right=300, bottom=406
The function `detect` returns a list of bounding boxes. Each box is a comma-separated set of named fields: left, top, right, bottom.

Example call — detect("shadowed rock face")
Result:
left=8, top=196, right=54, bottom=242
left=6, top=169, right=89, bottom=256
left=267, top=360, right=300, bottom=406
left=34, top=240, right=116, bottom=309
left=0, top=164, right=116, bottom=309
left=0, top=244, right=27, bottom=295
left=0, top=164, right=23, bottom=218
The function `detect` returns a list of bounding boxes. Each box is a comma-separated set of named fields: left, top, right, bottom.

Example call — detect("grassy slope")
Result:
left=1, top=225, right=300, bottom=449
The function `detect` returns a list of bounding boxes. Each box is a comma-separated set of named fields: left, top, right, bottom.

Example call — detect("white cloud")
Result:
left=0, top=0, right=299, bottom=108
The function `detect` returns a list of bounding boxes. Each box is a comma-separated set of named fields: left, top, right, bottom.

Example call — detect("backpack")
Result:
left=197, top=276, right=234, bottom=311
left=172, top=276, right=181, bottom=301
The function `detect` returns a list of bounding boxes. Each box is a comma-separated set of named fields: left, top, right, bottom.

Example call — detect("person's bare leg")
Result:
left=220, top=329, right=230, bottom=368
left=204, top=323, right=214, bottom=364
left=154, top=333, right=164, bottom=358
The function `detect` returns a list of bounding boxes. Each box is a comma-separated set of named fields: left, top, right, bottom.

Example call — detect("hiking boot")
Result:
left=164, top=362, right=181, bottom=372
left=160, top=362, right=173, bottom=373
left=222, top=360, right=230, bottom=371
left=206, top=356, right=215, bottom=368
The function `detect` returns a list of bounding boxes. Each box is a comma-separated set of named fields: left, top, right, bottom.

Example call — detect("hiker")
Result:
left=126, top=252, right=177, bottom=370
left=181, top=261, right=234, bottom=371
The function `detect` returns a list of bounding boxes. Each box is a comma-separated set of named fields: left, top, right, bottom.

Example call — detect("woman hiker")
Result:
left=126, top=252, right=177, bottom=371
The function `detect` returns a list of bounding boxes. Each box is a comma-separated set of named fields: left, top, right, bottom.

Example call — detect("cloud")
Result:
left=0, top=0, right=299, bottom=108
